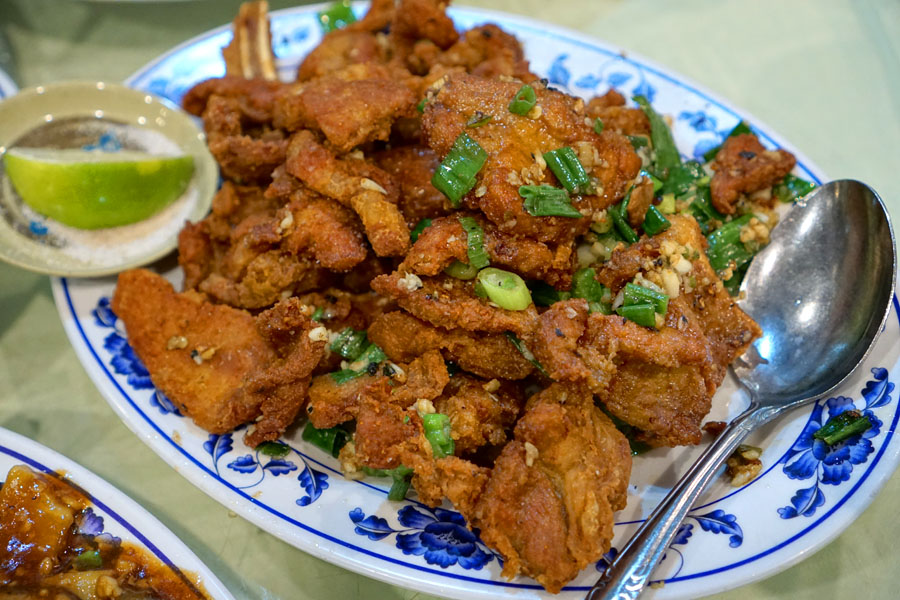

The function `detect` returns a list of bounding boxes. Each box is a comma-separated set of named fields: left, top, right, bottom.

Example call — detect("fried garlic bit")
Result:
left=223, top=0, right=277, bottom=80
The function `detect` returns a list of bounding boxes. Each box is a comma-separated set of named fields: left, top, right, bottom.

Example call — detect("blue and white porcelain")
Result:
left=0, top=426, right=234, bottom=600
left=51, top=4, right=900, bottom=599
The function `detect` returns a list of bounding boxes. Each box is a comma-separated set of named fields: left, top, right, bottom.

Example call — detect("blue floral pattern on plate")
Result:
left=778, top=368, right=892, bottom=519
left=350, top=504, right=499, bottom=570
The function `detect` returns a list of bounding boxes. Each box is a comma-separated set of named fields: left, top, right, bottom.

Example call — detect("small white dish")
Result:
left=0, top=81, right=217, bottom=277
left=0, top=426, right=235, bottom=600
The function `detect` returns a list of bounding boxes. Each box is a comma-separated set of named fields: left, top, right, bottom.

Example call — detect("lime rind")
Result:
left=3, top=147, right=194, bottom=230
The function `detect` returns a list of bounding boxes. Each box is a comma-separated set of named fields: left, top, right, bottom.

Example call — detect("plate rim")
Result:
left=51, top=3, right=900, bottom=599
left=0, top=426, right=236, bottom=600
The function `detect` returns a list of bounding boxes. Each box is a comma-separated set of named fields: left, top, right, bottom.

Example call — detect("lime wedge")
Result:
left=3, top=147, right=194, bottom=229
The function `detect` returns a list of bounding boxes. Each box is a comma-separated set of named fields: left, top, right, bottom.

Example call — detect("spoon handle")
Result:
left=587, top=407, right=769, bottom=600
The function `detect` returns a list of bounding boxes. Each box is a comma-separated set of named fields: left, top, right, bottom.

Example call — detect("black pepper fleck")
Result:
left=739, top=150, right=756, bottom=160
left=555, top=328, right=564, bottom=337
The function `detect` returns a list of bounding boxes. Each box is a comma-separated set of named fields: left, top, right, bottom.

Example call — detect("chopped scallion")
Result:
left=634, top=95, right=681, bottom=172
left=458, top=216, right=490, bottom=269
left=520, top=184, right=583, bottom=218
left=504, top=331, right=550, bottom=377
left=658, top=193, right=676, bottom=214
left=508, top=84, right=537, bottom=116
left=594, top=118, right=604, bottom=134
left=74, top=550, right=102, bottom=571
left=302, top=422, right=349, bottom=457
left=608, top=204, right=638, bottom=244
left=774, top=174, right=816, bottom=203
left=416, top=98, right=427, bottom=113
left=476, top=268, right=532, bottom=310
left=643, top=205, right=671, bottom=236
left=317, top=1, right=356, bottom=33
left=616, top=302, right=657, bottom=328
left=444, top=260, right=479, bottom=280
left=466, top=112, right=492, bottom=128
left=257, top=441, right=291, bottom=457
left=330, top=369, right=366, bottom=384
left=387, top=465, right=414, bottom=501
left=706, top=214, right=754, bottom=272
left=624, top=283, right=668, bottom=314
left=572, top=268, right=611, bottom=314
left=659, top=160, right=706, bottom=196
left=330, top=327, right=368, bottom=360
left=311, top=306, right=325, bottom=322
left=432, top=133, right=488, bottom=207
left=628, top=135, right=649, bottom=151
left=529, top=280, right=570, bottom=306
left=543, top=147, right=591, bottom=193
left=410, top=218, right=432, bottom=243
left=641, top=169, right=663, bottom=194
left=813, top=410, right=872, bottom=446
left=423, top=413, right=455, bottom=458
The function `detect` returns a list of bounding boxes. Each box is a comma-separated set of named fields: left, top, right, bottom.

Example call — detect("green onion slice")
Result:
left=330, top=369, right=365, bottom=384
left=643, top=205, right=671, bottom=236
left=658, top=193, right=676, bottom=214
left=608, top=204, right=638, bottom=244
left=572, top=268, right=611, bottom=314
left=74, top=550, right=103, bottom=571
left=623, top=283, right=669, bottom=314
left=508, top=84, right=537, bottom=116
left=593, top=118, right=604, bottom=134
left=634, top=95, right=681, bottom=171
left=330, top=328, right=367, bottom=360
left=706, top=214, right=754, bottom=271
left=317, top=1, right=356, bottom=33
left=423, top=413, right=455, bottom=458
left=641, top=169, right=663, bottom=194
left=504, top=331, right=550, bottom=377
left=813, top=410, right=872, bottom=446
left=387, top=465, right=414, bottom=501
left=659, top=160, right=706, bottom=196
left=616, top=302, right=657, bottom=327
left=410, top=218, right=432, bottom=243
left=466, top=112, right=492, bottom=128
left=476, top=268, right=532, bottom=311
left=520, top=185, right=583, bottom=218
left=257, top=441, right=291, bottom=457
left=529, top=280, right=570, bottom=306
left=444, top=260, right=479, bottom=280
left=310, top=306, right=325, bottom=322
left=774, top=174, right=816, bottom=203
left=416, top=98, right=427, bottom=113
left=543, top=147, right=591, bottom=194
left=458, top=216, right=490, bottom=269
left=628, top=135, right=649, bottom=151
left=302, top=422, right=350, bottom=457
left=431, top=133, right=488, bottom=207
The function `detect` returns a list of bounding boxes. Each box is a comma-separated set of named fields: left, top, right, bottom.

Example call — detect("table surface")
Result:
left=1, top=1, right=898, bottom=599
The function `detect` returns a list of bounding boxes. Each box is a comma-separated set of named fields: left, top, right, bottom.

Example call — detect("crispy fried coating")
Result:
left=433, top=25, right=535, bottom=81
left=183, top=75, right=283, bottom=119
left=354, top=379, right=430, bottom=470
left=273, top=74, right=416, bottom=153
left=373, top=145, right=452, bottom=227
left=280, top=190, right=369, bottom=271
left=433, top=375, right=524, bottom=455
left=371, top=272, right=538, bottom=334
left=470, top=383, right=631, bottom=593
left=423, top=74, right=641, bottom=242
left=203, top=94, right=287, bottom=183
left=586, top=90, right=651, bottom=137
left=368, top=311, right=534, bottom=380
left=297, top=31, right=383, bottom=81
left=112, top=269, right=324, bottom=446
left=711, top=133, right=796, bottom=214
left=285, top=130, right=410, bottom=256
left=399, top=214, right=574, bottom=287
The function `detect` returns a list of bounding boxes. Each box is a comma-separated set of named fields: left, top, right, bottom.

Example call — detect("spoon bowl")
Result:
left=589, top=179, right=896, bottom=600
left=735, top=180, right=896, bottom=404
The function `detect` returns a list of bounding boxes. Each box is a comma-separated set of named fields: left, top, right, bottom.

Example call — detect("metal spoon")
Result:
left=588, top=179, right=896, bottom=600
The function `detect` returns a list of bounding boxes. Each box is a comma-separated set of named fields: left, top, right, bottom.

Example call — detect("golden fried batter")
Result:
left=112, top=269, right=324, bottom=447
left=711, top=133, right=796, bottom=214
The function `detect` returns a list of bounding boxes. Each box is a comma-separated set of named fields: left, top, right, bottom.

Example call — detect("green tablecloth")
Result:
left=1, top=1, right=898, bottom=598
